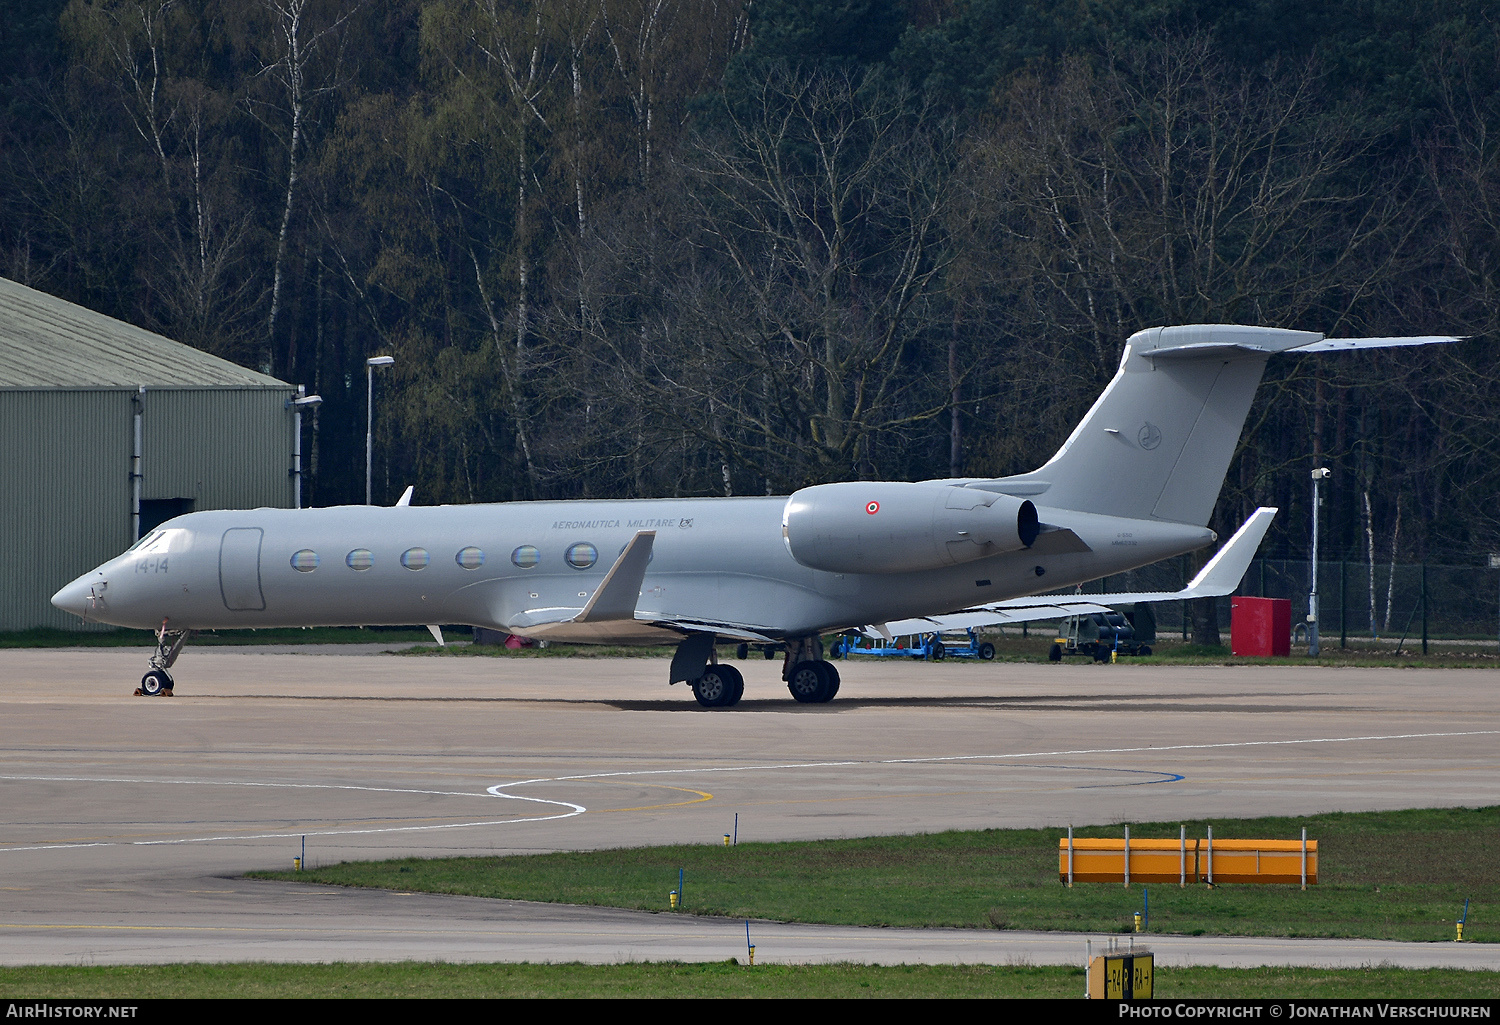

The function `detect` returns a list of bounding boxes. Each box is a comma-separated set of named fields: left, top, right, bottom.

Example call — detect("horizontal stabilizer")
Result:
left=1289, top=335, right=1465, bottom=353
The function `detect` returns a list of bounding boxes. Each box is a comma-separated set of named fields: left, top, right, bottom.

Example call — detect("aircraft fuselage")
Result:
left=53, top=497, right=1212, bottom=640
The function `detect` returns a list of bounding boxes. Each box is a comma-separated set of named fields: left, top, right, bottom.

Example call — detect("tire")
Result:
left=929, top=640, right=945, bottom=661
left=736, top=643, right=749, bottom=660
left=725, top=667, right=745, bottom=705
left=819, top=660, right=840, bottom=701
left=693, top=666, right=742, bottom=708
left=787, top=660, right=831, bottom=703
left=139, top=669, right=172, bottom=696
left=1048, top=643, right=1063, bottom=662
left=978, top=642, right=995, bottom=661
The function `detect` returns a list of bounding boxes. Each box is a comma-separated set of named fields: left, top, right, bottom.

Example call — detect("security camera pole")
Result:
left=1309, top=467, right=1331, bottom=656
left=287, top=386, right=324, bottom=510
left=366, top=355, right=395, bottom=505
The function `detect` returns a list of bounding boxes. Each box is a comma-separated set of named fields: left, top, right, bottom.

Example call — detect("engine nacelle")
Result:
left=782, top=481, right=1039, bottom=575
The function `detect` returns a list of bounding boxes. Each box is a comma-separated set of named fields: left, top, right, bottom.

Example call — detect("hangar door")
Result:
left=219, top=528, right=266, bottom=611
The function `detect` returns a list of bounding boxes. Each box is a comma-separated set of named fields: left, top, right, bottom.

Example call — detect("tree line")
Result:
left=3, top=0, right=1499, bottom=597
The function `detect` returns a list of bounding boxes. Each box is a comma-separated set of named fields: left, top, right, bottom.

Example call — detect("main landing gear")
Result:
left=137, top=624, right=190, bottom=697
left=691, top=664, right=745, bottom=708
left=782, top=636, right=840, bottom=704
left=674, top=634, right=843, bottom=708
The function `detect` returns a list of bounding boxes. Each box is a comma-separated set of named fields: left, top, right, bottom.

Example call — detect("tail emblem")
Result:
left=1138, top=423, right=1162, bottom=450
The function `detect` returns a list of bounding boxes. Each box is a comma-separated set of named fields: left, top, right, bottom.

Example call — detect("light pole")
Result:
left=287, top=387, right=323, bottom=509
left=1309, top=466, right=1330, bottom=656
left=366, top=355, right=394, bottom=505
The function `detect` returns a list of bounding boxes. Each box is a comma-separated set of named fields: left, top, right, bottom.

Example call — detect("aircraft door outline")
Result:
left=219, top=528, right=266, bottom=611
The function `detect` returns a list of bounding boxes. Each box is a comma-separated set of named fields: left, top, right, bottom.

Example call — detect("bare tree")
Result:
left=962, top=35, right=1421, bottom=642
left=561, top=66, right=958, bottom=493
left=62, top=0, right=258, bottom=357
left=249, top=0, right=355, bottom=373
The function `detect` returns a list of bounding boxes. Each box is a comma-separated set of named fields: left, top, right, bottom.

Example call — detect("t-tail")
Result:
left=981, top=325, right=1461, bottom=526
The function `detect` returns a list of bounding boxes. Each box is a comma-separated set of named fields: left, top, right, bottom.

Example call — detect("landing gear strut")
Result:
left=137, top=623, right=190, bottom=697
left=782, top=636, right=841, bottom=704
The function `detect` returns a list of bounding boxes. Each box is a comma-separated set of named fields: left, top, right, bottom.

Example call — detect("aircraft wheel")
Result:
left=787, top=660, right=831, bottom=703
left=139, top=669, right=173, bottom=696
left=978, top=642, right=996, bottom=661
left=736, top=643, right=749, bottom=660
left=763, top=646, right=776, bottom=660
left=1048, top=643, right=1063, bottom=662
left=693, top=665, right=743, bottom=708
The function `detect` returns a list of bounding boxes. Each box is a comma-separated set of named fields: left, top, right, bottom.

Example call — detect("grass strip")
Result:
left=1, top=963, right=1496, bottom=999
left=255, top=807, right=1499, bottom=942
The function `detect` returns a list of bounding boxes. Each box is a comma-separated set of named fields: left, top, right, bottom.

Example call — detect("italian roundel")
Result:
left=866, top=501, right=880, bottom=515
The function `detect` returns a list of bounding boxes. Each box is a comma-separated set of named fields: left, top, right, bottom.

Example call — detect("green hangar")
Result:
left=0, top=276, right=303, bottom=632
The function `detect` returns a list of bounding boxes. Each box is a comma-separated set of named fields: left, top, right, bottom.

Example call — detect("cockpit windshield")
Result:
left=127, top=531, right=163, bottom=552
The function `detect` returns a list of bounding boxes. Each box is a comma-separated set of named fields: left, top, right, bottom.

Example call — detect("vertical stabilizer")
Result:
left=980, top=326, right=1321, bottom=525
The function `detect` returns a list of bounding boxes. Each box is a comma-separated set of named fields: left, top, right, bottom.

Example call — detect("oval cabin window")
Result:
left=565, top=542, right=598, bottom=570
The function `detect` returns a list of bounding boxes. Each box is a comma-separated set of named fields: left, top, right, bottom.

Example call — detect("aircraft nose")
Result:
left=51, top=575, right=100, bottom=620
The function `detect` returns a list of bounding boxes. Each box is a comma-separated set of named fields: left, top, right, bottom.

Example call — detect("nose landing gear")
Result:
left=138, top=668, right=173, bottom=696
left=136, top=623, right=191, bottom=697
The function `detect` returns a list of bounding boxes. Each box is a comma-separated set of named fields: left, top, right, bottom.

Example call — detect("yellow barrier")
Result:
left=1200, top=838, right=1318, bottom=885
left=1059, top=834, right=1317, bottom=886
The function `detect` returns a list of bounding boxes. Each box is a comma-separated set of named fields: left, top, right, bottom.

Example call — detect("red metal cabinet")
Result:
left=1231, top=596, right=1291, bottom=657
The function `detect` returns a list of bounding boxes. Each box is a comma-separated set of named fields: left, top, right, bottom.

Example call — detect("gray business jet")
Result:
left=52, top=325, right=1459, bottom=706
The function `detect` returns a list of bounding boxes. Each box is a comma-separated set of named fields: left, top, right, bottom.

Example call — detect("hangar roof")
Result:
left=0, top=276, right=288, bottom=389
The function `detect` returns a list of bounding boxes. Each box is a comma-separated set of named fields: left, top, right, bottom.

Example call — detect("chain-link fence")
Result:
left=1076, top=558, right=1500, bottom=644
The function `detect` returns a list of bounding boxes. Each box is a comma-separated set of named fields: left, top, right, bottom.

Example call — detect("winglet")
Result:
left=395, top=486, right=414, bottom=507
left=1182, top=507, right=1277, bottom=597
left=575, top=531, right=656, bottom=623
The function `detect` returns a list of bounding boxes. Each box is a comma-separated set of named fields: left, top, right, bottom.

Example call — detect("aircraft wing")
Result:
left=636, top=616, right=778, bottom=642
left=866, top=507, right=1276, bottom=637
left=505, top=530, right=780, bottom=644
left=506, top=531, right=665, bottom=642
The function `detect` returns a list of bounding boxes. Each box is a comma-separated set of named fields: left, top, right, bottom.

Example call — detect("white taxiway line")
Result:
left=502, top=729, right=1500, bottom=787
left=2, top=729, right=1491, bottom=854
left=0, top=776, right=586, bottom=853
